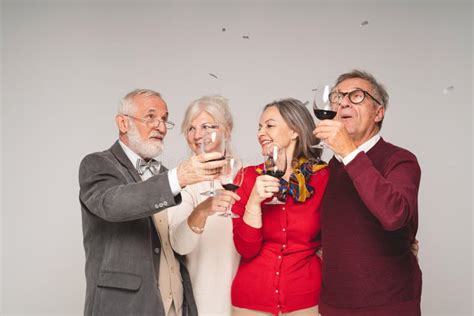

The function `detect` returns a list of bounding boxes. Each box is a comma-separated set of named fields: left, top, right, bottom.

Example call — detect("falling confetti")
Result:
left=442, top=85, right=454, bottom=94
left=360, top=20, right=369, bottom=27
left=209, top=73, right=218, bottom=79
left=242, top=35, right=249, bottom=39
left=312, top=88, right=318, bottom=91
left=222, top=27, right=226, bottom=32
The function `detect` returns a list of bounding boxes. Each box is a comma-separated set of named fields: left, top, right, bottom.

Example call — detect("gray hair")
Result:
left=334, top=70, right=389, bottom=128
left=117, top=89, right=163, bottom=115
left=263, top=98, right=322, bottom=162
left=181, top=95, right=234, bottom=138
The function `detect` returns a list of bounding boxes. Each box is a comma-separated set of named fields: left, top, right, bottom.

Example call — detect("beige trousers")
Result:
left=232, top=306, right=319, bottom=316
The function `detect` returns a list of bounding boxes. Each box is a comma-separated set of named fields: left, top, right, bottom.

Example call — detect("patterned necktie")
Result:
left=136, top=158, right=161, bottom=176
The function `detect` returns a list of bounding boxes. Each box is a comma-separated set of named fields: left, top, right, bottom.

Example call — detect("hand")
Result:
left=411, top=239, right=419, bottom=259
left=177, top=152, right=226, bottom=187
left=187, top=189, right=240, bottom=232
left=313, top=119, right=357, bottom=157
left=195, top=189, right=240, bottom=216
left=247, top=175, right=280, bottom=207
left=316, top=247, right=323, bottom=261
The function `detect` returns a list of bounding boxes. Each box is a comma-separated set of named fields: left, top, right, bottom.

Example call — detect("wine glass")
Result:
left=312, top=84, right=337, bottom=148
left=200, top=126, right=226, bottom=197
left=219, top=156, right=244, bottom=218
left=263, top=143, right=287, bottom=205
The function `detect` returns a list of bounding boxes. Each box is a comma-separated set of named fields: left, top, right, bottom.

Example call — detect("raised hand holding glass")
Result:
left=263, top=143, right=287, bottom=205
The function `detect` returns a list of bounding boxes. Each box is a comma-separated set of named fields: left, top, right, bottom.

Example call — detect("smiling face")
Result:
left=116, top=94, right=169, bottom=159
left=257, top=106, right=298, bottom=158
left=332, top=78, right=385, bottom=146
left=185, top=110, right=225, bottom=155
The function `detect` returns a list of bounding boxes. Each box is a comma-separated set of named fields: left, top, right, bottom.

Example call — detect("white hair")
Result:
left=117, top=89, right=163, bottom=115
left=181, top=95, right=233, bottom=139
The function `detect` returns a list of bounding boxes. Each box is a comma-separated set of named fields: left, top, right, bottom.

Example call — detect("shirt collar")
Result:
left=358, top=133, right=381, bottom=153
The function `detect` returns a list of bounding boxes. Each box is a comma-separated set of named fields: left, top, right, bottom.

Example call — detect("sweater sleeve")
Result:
left=168, top=185, right=201, bottom=255
left=344, top=150, right=421, bottom=231
left=232, top=167, right=263, bottom=259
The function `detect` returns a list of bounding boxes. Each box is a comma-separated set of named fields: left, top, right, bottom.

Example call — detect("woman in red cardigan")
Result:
left=231, top=98, right=330, bottom=316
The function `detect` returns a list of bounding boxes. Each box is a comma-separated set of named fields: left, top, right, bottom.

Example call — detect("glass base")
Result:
left=218, top=210, right=240, bottom=218
left=201, top=190, right=217, bottom=197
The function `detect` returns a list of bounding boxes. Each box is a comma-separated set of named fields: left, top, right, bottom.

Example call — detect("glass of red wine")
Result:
left=312, top=84, right=337, bottom=148
left=263, top=143, right=287, bottom=205
left=200, top=126, right=226, bottom=197
left=219, top=156, right=244, bottom=218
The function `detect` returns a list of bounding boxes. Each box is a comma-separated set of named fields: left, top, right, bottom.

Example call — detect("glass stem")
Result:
left=210, top=180, right=215, bottom=194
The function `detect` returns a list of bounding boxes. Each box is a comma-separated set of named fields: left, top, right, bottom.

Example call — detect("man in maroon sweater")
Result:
left=313, top=70, right=422, bottom=315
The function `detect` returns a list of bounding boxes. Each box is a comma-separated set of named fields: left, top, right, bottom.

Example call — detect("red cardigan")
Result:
left=231, top=164, right=329, bottom=315
left=320, top=138, right=422, bottom=315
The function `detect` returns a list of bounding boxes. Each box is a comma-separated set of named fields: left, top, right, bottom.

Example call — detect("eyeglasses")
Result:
left=124, top=114, right=175, bottom=129
left=187, top=123, right=219, bottom=134
left=329, top=89, right=382, bottom=106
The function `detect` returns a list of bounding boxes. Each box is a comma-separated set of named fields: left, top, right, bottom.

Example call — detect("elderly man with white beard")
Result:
left=79, top=89, right=231, bottom=316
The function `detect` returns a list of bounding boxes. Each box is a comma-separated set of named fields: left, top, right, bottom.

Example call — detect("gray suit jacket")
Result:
left=79, top=141, right=198, bottom=316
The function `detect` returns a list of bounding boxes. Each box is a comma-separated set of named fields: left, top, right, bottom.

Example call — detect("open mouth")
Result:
left=259, top=139, right=272, bottom=147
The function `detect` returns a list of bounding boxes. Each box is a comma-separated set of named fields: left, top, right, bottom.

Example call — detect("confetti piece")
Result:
left=360, top=20, right=369, bottom=27
left=209, top=73, right=218, bottom=79
left=443, top=85, right=454, bottom=94
left=302, top=101, right=309, bottom=106
left=312, top=88, right=318, bottom=91
left=242, top=35, right=249, bottom=39
left=222, top=27, right=226, bottom=32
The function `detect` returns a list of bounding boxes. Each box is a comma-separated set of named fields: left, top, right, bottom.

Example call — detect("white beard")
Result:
left=127, top=122, right=163, bottom=159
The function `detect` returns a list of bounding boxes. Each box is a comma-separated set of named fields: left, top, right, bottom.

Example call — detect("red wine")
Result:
left=314, top=109, right=337, bottom=120
left=265, top=170, right=285, bottom=179
left=222, top=183, right=240, bottom=191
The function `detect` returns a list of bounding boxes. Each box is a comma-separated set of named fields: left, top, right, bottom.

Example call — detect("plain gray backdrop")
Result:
left=1, top=0, right=473, bottom=315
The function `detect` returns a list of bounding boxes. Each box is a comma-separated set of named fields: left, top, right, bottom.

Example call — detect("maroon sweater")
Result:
left=320, top=138, right=422, bottom=316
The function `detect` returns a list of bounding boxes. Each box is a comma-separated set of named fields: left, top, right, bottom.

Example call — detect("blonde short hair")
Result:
left=181, top=95, right=233, bottom=138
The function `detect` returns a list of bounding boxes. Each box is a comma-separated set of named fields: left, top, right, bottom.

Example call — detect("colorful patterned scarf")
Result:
left=256, top=158, right=327, bottom=203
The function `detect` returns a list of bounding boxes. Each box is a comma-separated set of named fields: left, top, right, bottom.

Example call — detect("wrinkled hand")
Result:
left=196, top=189, right=240, bottom=216
left=247, top=175, right=280, bottom=207
left=313, top=119, right=357, bottom=157
left=177, top=152, right=226, bottom=187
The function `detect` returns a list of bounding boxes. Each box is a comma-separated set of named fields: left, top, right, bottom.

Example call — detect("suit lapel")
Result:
left=109, top=141, right=142, bottom=183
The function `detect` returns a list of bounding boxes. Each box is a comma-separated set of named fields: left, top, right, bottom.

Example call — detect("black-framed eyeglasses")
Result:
left=124, top=114, right=175, bottom=129
left=329, top=89, right=382, bottom=106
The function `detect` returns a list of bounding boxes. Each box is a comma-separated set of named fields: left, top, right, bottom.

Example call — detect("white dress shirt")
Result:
left=118, top=141, right=183, bottom=316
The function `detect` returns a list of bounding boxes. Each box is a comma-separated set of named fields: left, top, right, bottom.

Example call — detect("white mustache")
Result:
left=149, top=133, right=164, bottom=139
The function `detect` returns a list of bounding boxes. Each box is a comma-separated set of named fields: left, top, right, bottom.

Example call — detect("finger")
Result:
left=198, top=152, right=224, bottom=162
left=264, top=186, right=280, bottom=194
left=259, top=175, right=280, bottom=183
left=216, top=189, right=241, bottom=200
left=202, top=175, right=219, bottom=181
left=203, top=161, right=226, bottom=171
left=216, top=192, right=240, bottom=203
